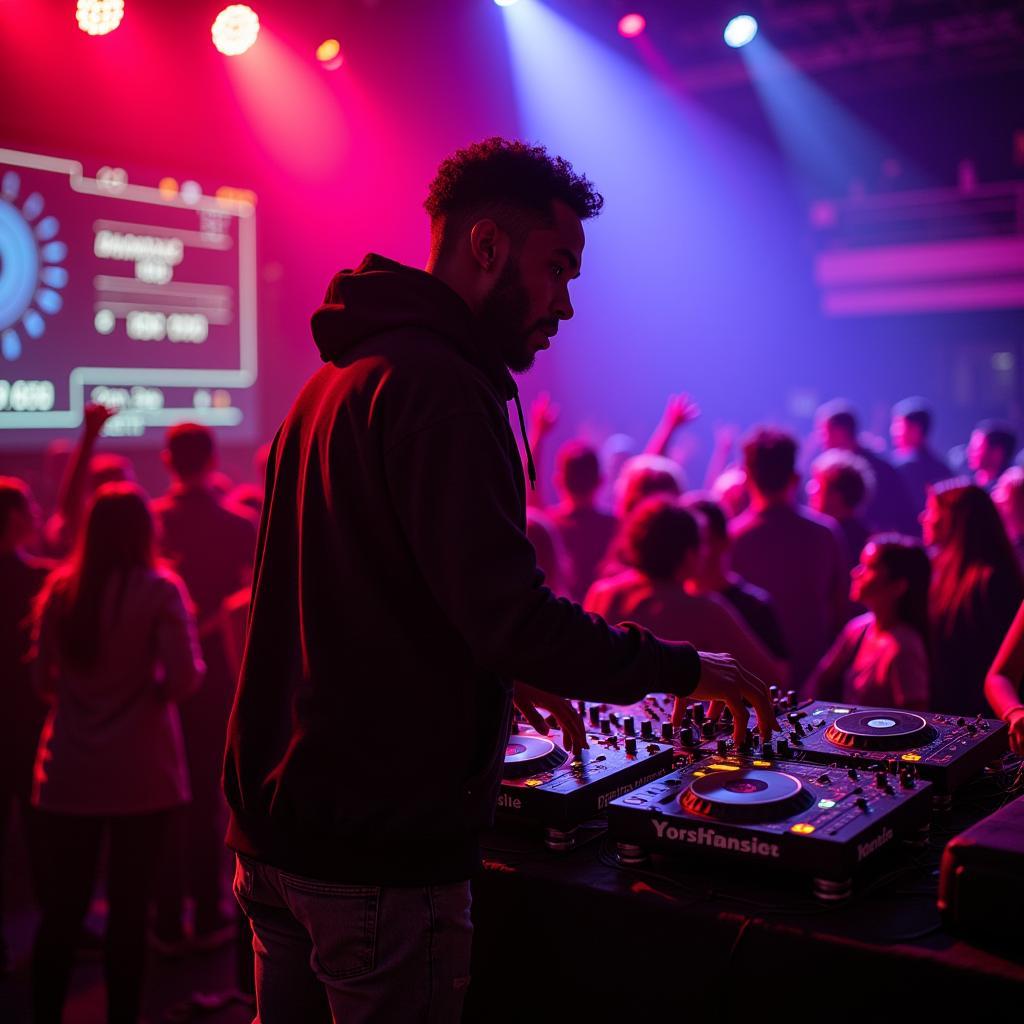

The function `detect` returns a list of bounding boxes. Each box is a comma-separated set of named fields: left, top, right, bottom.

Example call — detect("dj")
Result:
left=223, top=138, right=780, bottom=1022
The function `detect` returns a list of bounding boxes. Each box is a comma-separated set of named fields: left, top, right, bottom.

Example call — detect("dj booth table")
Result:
left=465, top=777, right=1024, bottom=1019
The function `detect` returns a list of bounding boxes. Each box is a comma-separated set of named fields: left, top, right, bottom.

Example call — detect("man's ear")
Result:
left=469, top=219, right=503, bottom=272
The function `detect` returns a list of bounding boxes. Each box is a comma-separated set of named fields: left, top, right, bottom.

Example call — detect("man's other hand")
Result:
left=513, top=681, right=588, bottom=755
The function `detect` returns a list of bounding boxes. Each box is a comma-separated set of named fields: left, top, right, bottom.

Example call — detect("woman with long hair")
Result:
left=30, top=482, right=203, bottom=1024
left=923, top=478, right=1023, bottom=715
left=807, top=535, right=931, bottom=709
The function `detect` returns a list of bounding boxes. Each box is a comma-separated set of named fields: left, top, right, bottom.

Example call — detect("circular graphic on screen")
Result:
left=0, top=171, right=67, bottom=361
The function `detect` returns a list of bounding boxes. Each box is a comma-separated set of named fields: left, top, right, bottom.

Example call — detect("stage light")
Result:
left=75, top=0, right=124, bottom=36
left=494, top=0, right=520, bottom=7
left=212, top=5, right=260, bottom=57
left=316, top=38, right=340, bottom=62
left=724, top=14, right=758, bottom=48
left=617, top=14, right=646, bottom=39
left=316, top=38, right=344, bottom=71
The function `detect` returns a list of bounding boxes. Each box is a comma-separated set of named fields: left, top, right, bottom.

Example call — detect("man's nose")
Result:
left=556, top=293, right=574, bottom=321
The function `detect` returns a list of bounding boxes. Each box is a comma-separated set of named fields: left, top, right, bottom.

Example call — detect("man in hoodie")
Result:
left=224, top=138, right=779, bottom=1022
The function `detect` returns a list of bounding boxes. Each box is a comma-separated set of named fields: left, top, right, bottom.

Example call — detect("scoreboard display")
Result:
left=0, top=147, right=258, bottom=445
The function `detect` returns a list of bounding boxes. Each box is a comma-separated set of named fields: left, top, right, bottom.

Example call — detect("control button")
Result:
left=622, top=796, right=645, bottom=805
left=876, top=771, right=888, bottom=788
left=661, top=722, right=674, bottom=741
left=787, top=690, right=799, bottom=708
left=693, top=703, right=706, bottom=724
left=589, top=707, right=601, bottom=725
left=716, top=739, right=728, bottom=757
left=817, top=773, right=831, bottom=785
left=776, top=739, right=791, bottom=757
left=848, top=768, right=859, bottom=780
left=761, top=741, right=773, bottom=757
left=681, top=704, right=693, bottom=724
left=855, top=797, right=869, bottom=811
left=576, top=700, right=587, bottom=715
left=625, top=737, right=638, bottom=756
left=701, top=721, right=716, bottom=739
left=600, top=718, right=612, bottom=735
left=624, top=716, right=636, bottom=736
left=641, top=720, right=654, bottom=739
left=678, top=726, right=696, bottom=746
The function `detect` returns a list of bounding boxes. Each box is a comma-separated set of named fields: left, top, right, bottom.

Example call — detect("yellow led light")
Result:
left=753, top=760, right=772, bottom=767
left=901, top=753, right=922, bottom=762
left=693, top=771, right=707, bottom=778
left=708, top=763, right=740, bottom=771
left=158, top=177, right=178, bottom=200
left=525, top=779, right=543, bottom=788
left=790, top=823, right=815, bottom=835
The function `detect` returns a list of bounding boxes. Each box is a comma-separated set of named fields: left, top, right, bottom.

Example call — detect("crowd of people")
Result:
left=2, top=386, right=1024, bottom=1020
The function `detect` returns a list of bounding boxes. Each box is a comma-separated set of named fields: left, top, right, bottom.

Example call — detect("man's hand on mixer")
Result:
left=673, top=652, right=781, bottom=745
left=513, top=682, right=589, bottom=755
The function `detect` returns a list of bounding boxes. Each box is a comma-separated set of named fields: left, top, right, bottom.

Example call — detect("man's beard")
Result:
left=478, top=256, right=536, bottom=374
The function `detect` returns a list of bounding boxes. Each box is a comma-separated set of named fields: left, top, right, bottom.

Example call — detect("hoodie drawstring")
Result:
left=512, top=389, right=537, bottom=491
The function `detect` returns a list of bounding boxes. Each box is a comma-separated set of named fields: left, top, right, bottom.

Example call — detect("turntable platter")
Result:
left=824, top=710, right=933, bottom=751
left=681, top=768, right=814, bottom=823
left=503, top=733, right=569, bottom=779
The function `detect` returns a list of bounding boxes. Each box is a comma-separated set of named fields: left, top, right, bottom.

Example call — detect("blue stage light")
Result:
left=724, top=14, right=758, bottom=48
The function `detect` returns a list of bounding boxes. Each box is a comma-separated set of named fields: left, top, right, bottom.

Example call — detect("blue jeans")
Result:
left=233, top=854, right=473, bottom=1023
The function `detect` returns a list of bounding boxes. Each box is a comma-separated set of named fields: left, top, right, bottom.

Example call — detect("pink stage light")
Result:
left=75, top=0, right=124, bottom=36
left=618, top=13, right=646, bottom=38
left=316, top=38, right=344, bottom=71
left=212, top=5, right=260, bottom=57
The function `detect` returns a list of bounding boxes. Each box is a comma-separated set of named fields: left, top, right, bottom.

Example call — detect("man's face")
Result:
left=479, top=200, right=584, bottom=374
left=891, top=416, right=923, bottom=453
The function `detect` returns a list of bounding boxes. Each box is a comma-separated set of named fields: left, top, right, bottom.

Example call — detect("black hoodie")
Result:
left=223, top=255, right=701, bottom=884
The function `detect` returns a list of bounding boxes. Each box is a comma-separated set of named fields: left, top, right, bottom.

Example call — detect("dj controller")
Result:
left=607, top=753, right=934, bottom=901
left=695, top=701, right=1008, bottom=798
left=495, top=693, right=1008, bottom=897
left=497, top=720, right=674, bottom=850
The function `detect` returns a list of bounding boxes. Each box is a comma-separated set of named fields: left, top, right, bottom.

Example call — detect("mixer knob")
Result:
left=716, top=739, right=728, bottom=757
left=769, top=685, right=779, bottom=702
left=761, top=740, right=773, bottom=757
left=855, top=797, right=869, bottom=811
left=721, top=706, right=733, bottom=725
left=957, top=717, right=966, bottom=726
left=787, top=690, right=799, bottom=709
left=681, top=704, right=694, bottom=724
left=600, top=718, right=612, bottom=735
left=625, top=737, right=638, bottom=756
left=641, top=720, right=654, bottom=739
left=589, top=706, right=601, bottom=726
left=739, top=731, right=753, bottom=754
left=876, top=771, right=888, bottom=788
left=899, top=772, right=914, bottom=789
left=817, top=773, right=831, bottom=785
left=661, top=722, right=674, bottom=741
left=624, top=716, right=636, bottom=736
left=693, top=703, right=706, bottom=723
left=967, top=724, right=977, bottom=735
left=577, top=700, right=586, bottom=715
left=701, top=721, right=716, bottom=740
left=776, top=738, right=791, bottom=757
left=678, top=726, right=696, bottom=746
left=848, top=768, right=859, bottom=780
left=787, top=713, right=804, bottom=735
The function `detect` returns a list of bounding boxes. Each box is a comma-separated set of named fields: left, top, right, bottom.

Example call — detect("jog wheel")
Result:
left=681, top=768, right=814, bottom=823
left=824, top=711, right=933, bottom=751
left=503, top=733, right=568, bottom=780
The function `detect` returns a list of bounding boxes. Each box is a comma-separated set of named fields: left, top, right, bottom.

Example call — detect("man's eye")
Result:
left=552, top=264, right=565, bottom=279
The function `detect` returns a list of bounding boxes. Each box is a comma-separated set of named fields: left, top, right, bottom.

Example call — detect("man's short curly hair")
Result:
left=425, top=138, right=603, bottom=246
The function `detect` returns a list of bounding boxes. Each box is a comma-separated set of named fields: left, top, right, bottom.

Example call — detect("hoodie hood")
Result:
left=311, top=253, right=516, bottom=403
